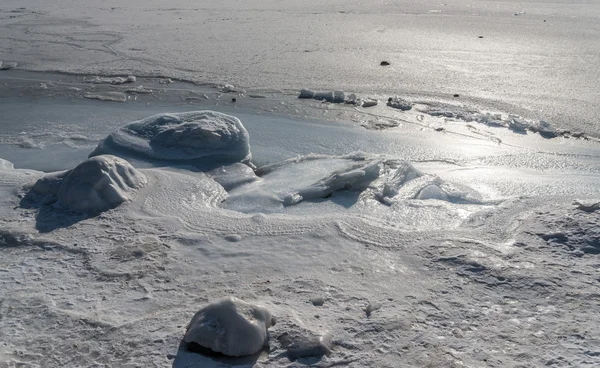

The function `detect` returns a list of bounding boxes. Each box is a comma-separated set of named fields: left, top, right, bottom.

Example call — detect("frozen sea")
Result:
left=0, top=1, right=599, bottom=368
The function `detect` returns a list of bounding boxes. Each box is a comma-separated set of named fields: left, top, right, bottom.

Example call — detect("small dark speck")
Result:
left=478, top=36, right=484, bottom=39
left=380, top=61, right=390, bottom=66
left=543, top=20, right=547, bottom=22
left=453, top=94, right=460, bottom=98
left=231, top=98, right=237, bottom=102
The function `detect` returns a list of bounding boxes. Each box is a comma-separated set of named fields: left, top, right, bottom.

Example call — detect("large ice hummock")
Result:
left=183, top=297, right=274, bottom=357
left=90, top=111, right=252, bottom=165
left=32, top=155, right=146, bottom=212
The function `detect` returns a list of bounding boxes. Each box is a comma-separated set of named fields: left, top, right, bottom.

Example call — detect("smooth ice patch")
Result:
left=183, top=297, right=274, bottom=357
left=90, top=111, right=252, bottom=166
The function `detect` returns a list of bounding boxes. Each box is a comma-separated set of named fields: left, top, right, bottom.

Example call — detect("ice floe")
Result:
left=90, top=111, right=252, bottom=166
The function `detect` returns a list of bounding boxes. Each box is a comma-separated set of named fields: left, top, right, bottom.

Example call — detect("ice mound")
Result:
left=386, top=96, right=413, bottom=111
left=0, top=158, right=14, bottom=170
left=90, top=111, right=252, bottom=166
left=0, top=61, right=18, bottom=70
left=299, top=89, right=345, bottom=103
left=183, top=297, right=274, bottom=357
left=32, top=155, right=146, bottom=212
left=375, top=164, right=483, bottom=205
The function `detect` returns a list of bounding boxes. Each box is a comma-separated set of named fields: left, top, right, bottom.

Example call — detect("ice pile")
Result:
left=0, top=61, right=18, bottom=70
left=90, top=111, right=252, bottom=166
left=183, top=297, right=274, bottom=357
left=423, top=105, right=561, bottom=138
left=83, top=75, right=136, bottom=85
left=346, top=94, right=378, bottom=107
left=386, top=96, right=413, bottom=111
left=83, top=91, right=128, bottom=102
left=32, top=155, right=146, bottom=212
left=224, top=153, right=484, bottom=213
left=299, top=89, right=346, bottom=103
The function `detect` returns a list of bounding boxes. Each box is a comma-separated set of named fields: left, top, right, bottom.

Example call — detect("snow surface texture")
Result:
left=183, top=297, right=274, bottom=357
left=32, top=155, right=146, bottom=212
left=90, top=111, right=252, bottom=166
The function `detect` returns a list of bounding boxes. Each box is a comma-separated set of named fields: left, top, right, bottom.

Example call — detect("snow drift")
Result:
left=90, top=111, right=252, bottom=166
left=183, top=297, right=274, bottom=357
left=32, top=155, right=146, bottom=212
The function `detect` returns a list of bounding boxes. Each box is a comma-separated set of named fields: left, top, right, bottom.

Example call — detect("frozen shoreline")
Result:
left=1, top=1, right=600, bottom=366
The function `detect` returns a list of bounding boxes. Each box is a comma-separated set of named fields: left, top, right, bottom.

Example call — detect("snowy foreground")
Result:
left=0, top=94, right=599, bottom=368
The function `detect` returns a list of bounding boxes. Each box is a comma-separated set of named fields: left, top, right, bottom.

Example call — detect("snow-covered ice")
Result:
left=183, top=297, right=274, bottom=357
left=0, top=1, right=599, bottom=367
left=386, top=96, right=413, bottom=111
left=33, top=155, right=146, bottom=212
left=90, top=111, right=252, bottom=166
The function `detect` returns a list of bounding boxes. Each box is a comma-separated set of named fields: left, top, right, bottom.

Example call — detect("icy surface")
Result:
left=183, top=297, right=274, bottom=357
left=0, top=1, right=600, bottom=366
left=90, top=111, right=252, bottom=166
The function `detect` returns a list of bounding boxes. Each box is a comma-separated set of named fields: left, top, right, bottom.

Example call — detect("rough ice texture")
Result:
left=386, top=97, right=413, bottom=111
left=422, top=104, right=568, bottom=138
left=33, top=155, right=146, bottom=212
left=299, top=89, right=345, bottom=103
left=0, top=61, right=17, bottom=70
left=0, top=158, right=14, bottom=170
left=183, top=297, right=274, bottom=357
left=284, top=159, right=382, bottom=205
left=83, top=75, right=136, bottom=85
left=90, top=111, right=252, bottom=165
left=83, top=91, right=127, bottom=102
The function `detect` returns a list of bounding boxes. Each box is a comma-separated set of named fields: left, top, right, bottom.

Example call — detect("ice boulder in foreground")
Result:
left=184, top=297, right=274, bottom=357
left=33, top=155, right=146, bottom=212
left=90, top=111, right=252, bottom=166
